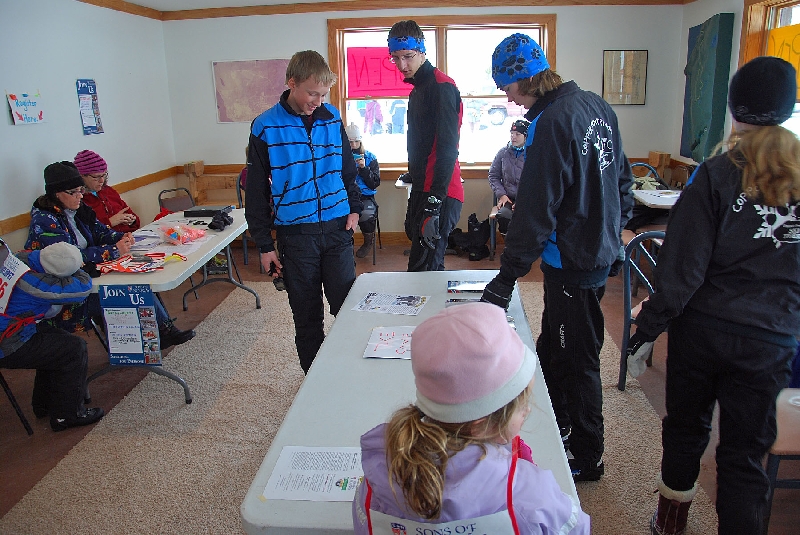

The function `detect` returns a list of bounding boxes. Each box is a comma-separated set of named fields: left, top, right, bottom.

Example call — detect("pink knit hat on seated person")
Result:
left=411, top=302, right=537, bottom=423
left=73, top=150, right=107, bottom=175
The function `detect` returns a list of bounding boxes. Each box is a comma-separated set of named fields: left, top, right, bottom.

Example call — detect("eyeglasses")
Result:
left=87, top=172, right=108, bottom=181
left=390, top=52, right=418, bottom=64
left=63, top=187, right=86, bottom=196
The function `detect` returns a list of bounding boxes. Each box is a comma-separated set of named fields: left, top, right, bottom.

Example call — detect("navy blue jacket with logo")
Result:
left=499, top=81, right=634, bottom=288
left=245, top=90, right=361, bottom=253
left=636, top=152, right=800, bottom=340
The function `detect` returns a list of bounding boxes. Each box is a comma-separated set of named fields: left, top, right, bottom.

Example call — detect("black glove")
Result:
left=626, top=331, right=656, bottom=377
left=608, top=245, right=626, bottom=277
left=419, top=200, right=441, bottom=250
left=398, top=172, right=413, bottom=184
left=208, top=212, right=233, bottom=231
left=481, top=275, right=515, bottom=311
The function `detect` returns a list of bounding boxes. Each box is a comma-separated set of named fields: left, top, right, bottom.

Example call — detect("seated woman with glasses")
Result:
left=75, top=150, right=140, bottom=233
left=25, top=161, right=194, bottom=348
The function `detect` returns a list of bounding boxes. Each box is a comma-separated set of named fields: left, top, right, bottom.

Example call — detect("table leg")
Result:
left=182, top=245, right=261, bottom=310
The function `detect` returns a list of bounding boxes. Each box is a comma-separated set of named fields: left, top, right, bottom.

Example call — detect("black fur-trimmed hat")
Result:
left=728, top=56, right=797, bottom=126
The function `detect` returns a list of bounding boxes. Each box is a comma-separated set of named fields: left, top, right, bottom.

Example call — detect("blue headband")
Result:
left=388, top=36, right=426, bottom=54
left=491, top=33, right=550, bottom=89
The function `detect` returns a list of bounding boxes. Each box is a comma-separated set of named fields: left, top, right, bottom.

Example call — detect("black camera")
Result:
left=273, top=277, right=286, bottom=291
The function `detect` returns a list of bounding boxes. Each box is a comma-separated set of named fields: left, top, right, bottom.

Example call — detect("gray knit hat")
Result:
left=39, top=242, right=83, bottom=277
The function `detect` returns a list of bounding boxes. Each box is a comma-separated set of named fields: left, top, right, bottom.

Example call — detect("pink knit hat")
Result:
left=411, top=302, right=536, bottom=423
left=73, top=150, right=107, bottom=175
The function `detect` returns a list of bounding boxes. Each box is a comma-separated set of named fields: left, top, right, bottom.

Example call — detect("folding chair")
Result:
left=371, top=203, right=382, bottom=266
left=764, top=388, right=800, bottom=534
left=489, top=193, right=498, bottom=261
left=157, top=187, right=200, bottom=299
left=158, top=187, right=195, bottom=212
left=631, top=162, right=671, bottom=190
left=236, top=172, right=264, bottom=273
left=617, top=230, right=665, bottom=391
left=1, top=370, right=33, bottom=435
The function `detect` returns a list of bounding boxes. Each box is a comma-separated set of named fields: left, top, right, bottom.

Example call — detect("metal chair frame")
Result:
left=617, top=230, right=665, bottom=391
left=1, top=370, right=33, bottom=435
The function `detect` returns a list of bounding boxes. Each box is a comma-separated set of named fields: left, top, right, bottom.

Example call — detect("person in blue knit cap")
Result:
left=0, top=241, right=104, bottom=431
left=480, top=33, right=634, bottom=483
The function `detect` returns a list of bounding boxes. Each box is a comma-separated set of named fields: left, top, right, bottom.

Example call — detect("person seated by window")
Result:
left=345, top=123, right=381, bottom=258
left=488, top=119, right=529, bottom=235
left=0, top=241, right=104, bottom=432
left=74, top=150, right=140, bottom=233
left=25, top=161, right=195, bottom=348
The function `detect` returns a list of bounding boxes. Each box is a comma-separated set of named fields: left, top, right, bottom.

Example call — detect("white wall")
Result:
left=1, top=0, right=746, bottom=240
left=163, top=5, right=686, bottom=164
left=0, top=0, right=175, bottom=248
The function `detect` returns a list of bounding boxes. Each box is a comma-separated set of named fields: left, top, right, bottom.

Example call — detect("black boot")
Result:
left=356, top=232, right=374, bottom=258
left=51, top=407, right=105, bottom=432
left=159, top=319, right=195, bottom=349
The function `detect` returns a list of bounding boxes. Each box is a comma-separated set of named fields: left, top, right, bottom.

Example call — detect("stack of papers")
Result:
left=446, top=280, right=486, bottom=303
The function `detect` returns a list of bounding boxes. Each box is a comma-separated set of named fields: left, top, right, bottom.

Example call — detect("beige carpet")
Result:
left=0, top=281, right=717, bottom=534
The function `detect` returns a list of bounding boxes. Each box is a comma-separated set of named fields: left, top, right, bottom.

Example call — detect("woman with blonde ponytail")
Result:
left=627, top=56, right=800, bottom=535
left=352, top=302, right=589, bottom=533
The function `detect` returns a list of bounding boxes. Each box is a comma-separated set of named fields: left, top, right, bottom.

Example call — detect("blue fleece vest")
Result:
left=253, top=103, right=350, bottom=225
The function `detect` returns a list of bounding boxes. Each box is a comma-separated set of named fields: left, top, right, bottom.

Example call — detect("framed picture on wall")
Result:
left=602, top=50, right=648, bottom=105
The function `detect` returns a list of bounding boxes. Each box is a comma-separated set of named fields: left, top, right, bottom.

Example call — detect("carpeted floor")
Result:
left=0, top=281, right=717, bottom=534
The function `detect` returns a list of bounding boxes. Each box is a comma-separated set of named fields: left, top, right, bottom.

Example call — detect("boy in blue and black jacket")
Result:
left=245, top=50, right=362, bottom=375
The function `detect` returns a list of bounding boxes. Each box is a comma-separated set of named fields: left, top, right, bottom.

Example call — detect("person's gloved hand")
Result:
left=608, top=245, right=626, bottom=277
left=481, top=274, right=515, bottom=310
left=626, top=331, right=656, bottom=377
left=419, top=200, right=441, bottom=249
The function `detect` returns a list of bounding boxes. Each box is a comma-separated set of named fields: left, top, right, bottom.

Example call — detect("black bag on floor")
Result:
left=466, top=213, right=490, bottom=261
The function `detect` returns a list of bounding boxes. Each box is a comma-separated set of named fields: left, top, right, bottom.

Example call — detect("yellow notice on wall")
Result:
left=767, top=23, right=800, bottom=100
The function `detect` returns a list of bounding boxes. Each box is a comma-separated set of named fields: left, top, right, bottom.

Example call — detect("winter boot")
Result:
left=356, top=233, right=374, bottom=258
left=651, top=476, right=697, bottom=535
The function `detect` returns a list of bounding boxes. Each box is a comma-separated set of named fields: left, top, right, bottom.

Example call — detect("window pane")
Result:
left=776, top=5, right=800, bottom=27
left=344, top=98, right=408, bottom=163
left=447, top=28, right=542, bottom=96
left=781, top=102, right=800, bottom=139
left=460, top=97, right=527, bottom=163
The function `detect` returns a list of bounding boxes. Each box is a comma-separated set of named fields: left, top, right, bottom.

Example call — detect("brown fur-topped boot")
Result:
left=650, top=476, right=697, bottom=535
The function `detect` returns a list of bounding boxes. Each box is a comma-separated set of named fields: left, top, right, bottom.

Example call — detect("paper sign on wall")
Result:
left=76, top=79, right=104, bottom=135
left=6, top=92, right=44, bottom=125
left=98, top=285, right=162, bottom=366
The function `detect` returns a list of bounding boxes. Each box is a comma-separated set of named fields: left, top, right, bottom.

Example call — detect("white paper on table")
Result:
left=262, top=446, right=363, bottom=502
left=352, top=292, right=428, bottom=315
left=363, top=326, right=415, bottom=359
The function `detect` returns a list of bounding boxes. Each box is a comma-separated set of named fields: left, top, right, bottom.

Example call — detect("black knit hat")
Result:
left=510, top=119, right=530, bottom=136
left=44, top=161, right=84, bottom=195
left=728, top=56, right=797, bottom=126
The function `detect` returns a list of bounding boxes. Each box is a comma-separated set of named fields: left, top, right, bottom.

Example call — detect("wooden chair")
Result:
left=1, top=370, right=33, bottom=435
left=617, top=230, right=665, bottom=391
left=764, top=388, right=800, bottom=533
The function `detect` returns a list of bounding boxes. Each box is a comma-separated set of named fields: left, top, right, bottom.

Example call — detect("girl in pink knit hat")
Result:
left=352, top=302, right=589, bottom=534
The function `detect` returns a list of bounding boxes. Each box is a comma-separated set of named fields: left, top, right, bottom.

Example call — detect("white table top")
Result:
left=90, top=208, right=247, bottom=293
left=240, top=270, right=576, bottom=534
left=633, top=189, right=680, bottom=209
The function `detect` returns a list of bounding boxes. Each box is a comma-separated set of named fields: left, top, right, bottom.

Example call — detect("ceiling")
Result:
left=125, top=0, right=347, bottom=11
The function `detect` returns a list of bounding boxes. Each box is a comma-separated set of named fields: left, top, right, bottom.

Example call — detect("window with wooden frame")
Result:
left=327, top=15, right=556, bottom=167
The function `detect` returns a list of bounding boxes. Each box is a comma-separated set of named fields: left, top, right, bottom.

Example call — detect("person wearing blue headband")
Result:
left=388, top=20, right=464, bottom=272
left=481, top=33, right=634, bottom=483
